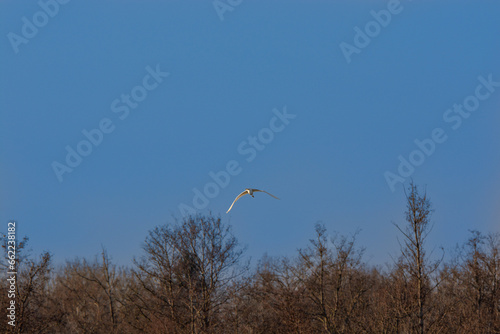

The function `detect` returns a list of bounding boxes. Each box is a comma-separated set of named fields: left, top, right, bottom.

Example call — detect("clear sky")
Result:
left=1, top=0, right=499, bottom=267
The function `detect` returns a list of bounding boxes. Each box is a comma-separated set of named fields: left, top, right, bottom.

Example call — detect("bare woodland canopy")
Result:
left=1, top=183, right=499, bottom=333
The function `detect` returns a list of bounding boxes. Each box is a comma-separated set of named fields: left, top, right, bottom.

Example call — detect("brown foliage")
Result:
left=1, top=196, right=499, bottom=333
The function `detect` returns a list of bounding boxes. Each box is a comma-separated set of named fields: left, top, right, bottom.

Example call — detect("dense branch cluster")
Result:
left=1, top=184, right=499, bottom=333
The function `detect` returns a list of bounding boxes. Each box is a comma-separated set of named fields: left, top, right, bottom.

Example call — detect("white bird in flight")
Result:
left=226, top=188, right=280, bottom=213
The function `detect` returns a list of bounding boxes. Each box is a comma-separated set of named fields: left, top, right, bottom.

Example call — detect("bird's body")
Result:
left=226, top=188, right=279, bottom=213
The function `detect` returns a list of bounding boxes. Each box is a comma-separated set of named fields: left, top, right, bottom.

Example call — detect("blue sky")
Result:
left=1, top=0, right=499, bottom=267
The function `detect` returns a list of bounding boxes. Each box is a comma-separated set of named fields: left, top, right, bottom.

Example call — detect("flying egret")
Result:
left=226, top=188, right=280, bottom=213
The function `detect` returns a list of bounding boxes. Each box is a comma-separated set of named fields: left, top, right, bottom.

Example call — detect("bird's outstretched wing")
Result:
left=253, top=189, right=280, bottom=200
left=226, top=190, right=250, bottom=213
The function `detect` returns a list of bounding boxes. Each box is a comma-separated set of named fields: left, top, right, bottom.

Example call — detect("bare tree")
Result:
left=393, top=182, right=443, bottom=333
left=128, top=214, right=248, bottom=334
left=250, top=254, right=314, bottom=334
left=0, top=236, right=55, bottom=333
left=446, top=230, right=500, bottom=332
left=296, top=224, right=368, bottom=333
left=55, top=247, right=126, bottom=333
left=483, top=232, right=500, bottom=331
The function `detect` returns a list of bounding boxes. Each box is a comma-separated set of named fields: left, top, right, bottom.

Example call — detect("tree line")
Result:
left=1, top=182, right=499, bottom=333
